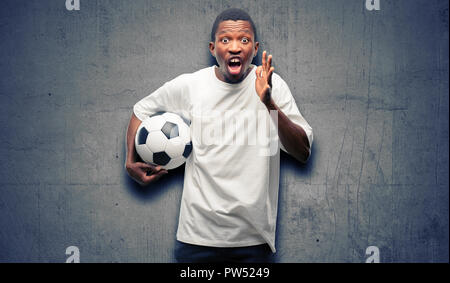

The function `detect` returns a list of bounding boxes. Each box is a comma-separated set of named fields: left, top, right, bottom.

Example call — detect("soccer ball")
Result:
left=135, top=112, right=192, bottom=170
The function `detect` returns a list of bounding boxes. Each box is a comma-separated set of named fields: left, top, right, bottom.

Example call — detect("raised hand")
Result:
left=255, top=51, right=275, bottom=105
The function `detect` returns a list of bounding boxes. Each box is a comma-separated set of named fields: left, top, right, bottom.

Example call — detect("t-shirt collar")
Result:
left=211, top=64, right=256, bottom=89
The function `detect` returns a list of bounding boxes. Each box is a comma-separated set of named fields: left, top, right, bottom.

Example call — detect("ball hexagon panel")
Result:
left=165, top=136, right=185, bottom=158
left=146, top=131, right=168, bottom=153
left=177, top=122, right=191, bottom=144
left=136, top=144, right=153, bottom=163
left=143, top=115, right=166, bottom=132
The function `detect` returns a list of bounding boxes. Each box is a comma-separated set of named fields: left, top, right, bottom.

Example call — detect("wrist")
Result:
left=125, top=158, right=135, bottom=168
left=264, top=97, right=277, bottom=110
left=126, top=150, right=138, bottom=165
left=261, top=86, right=272, bottom=105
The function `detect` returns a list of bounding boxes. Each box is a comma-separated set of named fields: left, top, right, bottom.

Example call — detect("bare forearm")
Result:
left=125, top=112, right=168, bottom=185
left=265, top=99, right=310, bottom=163
left=126, top=113, right=142, bottom=165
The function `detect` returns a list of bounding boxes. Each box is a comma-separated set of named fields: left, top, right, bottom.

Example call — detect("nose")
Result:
left=228, top=40, right=241, bottom=54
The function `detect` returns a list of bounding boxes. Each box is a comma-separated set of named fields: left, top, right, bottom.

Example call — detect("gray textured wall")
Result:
left=0, top=0, right=448, bottom=263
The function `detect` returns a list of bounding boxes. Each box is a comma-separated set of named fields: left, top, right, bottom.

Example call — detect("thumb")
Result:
left=138, top=162, right=155, bottom=171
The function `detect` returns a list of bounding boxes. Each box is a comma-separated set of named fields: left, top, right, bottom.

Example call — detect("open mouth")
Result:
left=227, top=57, right=242, bottom=76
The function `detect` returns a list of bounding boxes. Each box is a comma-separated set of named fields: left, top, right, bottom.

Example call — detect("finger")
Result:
left=138, top=162, right=155, bottom=170
left=268, top=66, right=274, bottom=85
left=144, top=170, right=168, bottom=183
left=262, top=51, right=266, bottom=70
left=267, top=54, right=272, bottom=69
left=255, top=66, right=262, bottom=78
left=140, top=173, right=155, bottom=185
left=141, top=163, right=165, bottom=174
left=146, top=169, right=164, bottom=177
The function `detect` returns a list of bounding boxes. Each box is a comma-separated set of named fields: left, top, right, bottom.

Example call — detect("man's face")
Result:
left=209, top=20, right=259, bottom=84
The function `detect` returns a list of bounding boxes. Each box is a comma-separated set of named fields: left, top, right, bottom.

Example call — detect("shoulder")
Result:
left=174, top=68, right=207, bottom=80
left=271, top=72, right=292, bottom=97
left=271, top=72, right=289, bottom=87
left=168, top=66, right=212, bottom=86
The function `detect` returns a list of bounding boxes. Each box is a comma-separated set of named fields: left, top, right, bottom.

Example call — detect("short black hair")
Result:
left=210, top=8, right=257, bottom=42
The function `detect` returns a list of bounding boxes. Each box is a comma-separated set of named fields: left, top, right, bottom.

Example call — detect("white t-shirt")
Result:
left=133, top=65, right=313, bottom=253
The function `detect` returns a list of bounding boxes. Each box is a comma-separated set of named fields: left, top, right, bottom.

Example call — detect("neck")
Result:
left=214, top=65, right=253, bottom=84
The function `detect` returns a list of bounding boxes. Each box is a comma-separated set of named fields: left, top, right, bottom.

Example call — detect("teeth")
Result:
left=230, top=58, right=240, bottom=63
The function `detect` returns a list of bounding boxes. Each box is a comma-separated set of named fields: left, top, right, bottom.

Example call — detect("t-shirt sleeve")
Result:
left=133, top=74, right=192, bottom=122
left=271, top=73, right=313, bottom=154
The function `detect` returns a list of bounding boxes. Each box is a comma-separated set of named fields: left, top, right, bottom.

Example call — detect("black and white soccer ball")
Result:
left=135, top=112, right=192, bottom=170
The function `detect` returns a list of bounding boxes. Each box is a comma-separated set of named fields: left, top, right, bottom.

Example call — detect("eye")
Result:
left=221, top=38, right=229, bottom=43
left=241, top=37, right=249, bottom=43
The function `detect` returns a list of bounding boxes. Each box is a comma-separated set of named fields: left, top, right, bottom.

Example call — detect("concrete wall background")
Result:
left=0, top=0, right=448, bottom=262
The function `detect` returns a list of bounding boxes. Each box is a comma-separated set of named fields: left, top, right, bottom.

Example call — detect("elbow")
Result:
left=302, top=150, right=311, bottom=164
left=298, top=152, right=310, bottom=164
left=296, top=134, right=311, bottom=164
left=294, top=144, right=311, bottom=164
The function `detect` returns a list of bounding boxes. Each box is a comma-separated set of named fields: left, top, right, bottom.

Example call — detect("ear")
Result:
left=253, top=41, right=259, bottom=57
left=209, top=42, right=215, bottom=57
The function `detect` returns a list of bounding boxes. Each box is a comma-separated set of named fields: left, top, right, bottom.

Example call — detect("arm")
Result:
left=125, top=113, right=168, bottom=186
left=126, top=75, right=191, bottom=185
left=264, top=99, right=310, bottom=163
left=255, top=51, right=311, bottom=163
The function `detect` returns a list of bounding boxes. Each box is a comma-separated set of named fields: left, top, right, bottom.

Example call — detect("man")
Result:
left=125, top=8, right=313, bottom=262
